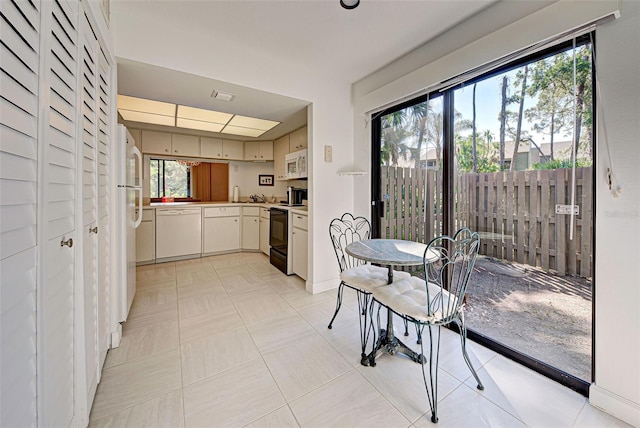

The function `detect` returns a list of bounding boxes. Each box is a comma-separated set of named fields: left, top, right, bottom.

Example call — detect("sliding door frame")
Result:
left=370, top=33, right=596, bottom=396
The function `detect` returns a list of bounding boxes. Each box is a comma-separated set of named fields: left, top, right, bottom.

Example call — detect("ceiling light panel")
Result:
left=119, top=110, right=175, bottom=127
left=220, top=125, right=266, bottom=138
left=227, top=115, right=279, bottom=131
left=176, top=118, right=225, bottom=133
left=177, top=105, right=233, bottom=125
left=117, top=95, right=176, bottom=116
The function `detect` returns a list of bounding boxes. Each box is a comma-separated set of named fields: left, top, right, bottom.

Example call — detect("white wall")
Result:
left=591, top=1, right=640, bottom=424
left=227, top=161, right=287, bottom=201
left=351, top=0, right=639, bottom=425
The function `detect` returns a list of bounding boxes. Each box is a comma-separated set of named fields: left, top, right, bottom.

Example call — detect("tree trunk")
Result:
left=499, top=76, right=508, bottom=170
left=573, top=82, right=585, bottom=162
left=472, top=83, right=477, bottom=173
left=510, top=65, right=528, bottom=171
left=414, top=116, right=427, bottom=169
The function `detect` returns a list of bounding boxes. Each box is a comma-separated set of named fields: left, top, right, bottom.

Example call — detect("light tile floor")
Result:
left=89, top=252, right=630, bottom=427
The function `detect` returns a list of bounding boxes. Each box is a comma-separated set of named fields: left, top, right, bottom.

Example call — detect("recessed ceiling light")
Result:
left=117, top=95, right=175, bottom=116
left=211, top=90, right=235, bottom=102
left=227, top=115, right=279, bottom=131
left=118, top=110, right=175, bottom=127
left=117, top=94, right=279, bottom=138
left=177, top=105, right=232, bottom=124
left=176, top=118, right=225, bottom=133
left=220, top=125, right=266, bottom=138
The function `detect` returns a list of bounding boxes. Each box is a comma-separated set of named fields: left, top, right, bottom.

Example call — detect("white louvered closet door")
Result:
left=80, top=11, right=100, bottom=409
left=97, top=48, right=112, bottom=371
left=0, top=0, right=40, bottom=426
left=40, top=0, right=80, bottom=426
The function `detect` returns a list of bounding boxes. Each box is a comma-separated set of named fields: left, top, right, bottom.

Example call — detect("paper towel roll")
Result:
left=233, top=186, right=239, bottom=202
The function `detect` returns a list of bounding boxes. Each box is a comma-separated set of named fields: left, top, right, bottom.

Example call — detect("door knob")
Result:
left=60, top=238, right=73, bottom=248
left=89, top=226, right=98, bottom=234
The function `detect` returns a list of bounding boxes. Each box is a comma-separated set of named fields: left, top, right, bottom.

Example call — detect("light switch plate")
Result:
left=324, top=145, right=332, bottom=162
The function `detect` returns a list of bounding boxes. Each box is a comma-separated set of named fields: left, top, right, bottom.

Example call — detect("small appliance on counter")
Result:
left=282, top=187, right=307, bottom=206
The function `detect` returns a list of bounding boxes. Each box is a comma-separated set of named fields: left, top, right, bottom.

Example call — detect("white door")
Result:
left=0, top=0, right=40, bottom=425
left=40, top=0, right=81, bottom=426
left=80, top=11, right=100, bottom=410
left=96, top=47, right=112, bottom=373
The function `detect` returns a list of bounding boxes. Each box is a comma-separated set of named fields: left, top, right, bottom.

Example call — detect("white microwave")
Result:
left=285, top=149, right=307, bottom=179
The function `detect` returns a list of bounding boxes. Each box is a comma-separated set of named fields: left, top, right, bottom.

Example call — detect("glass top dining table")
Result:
left=345, top=239, right=439, bottom=366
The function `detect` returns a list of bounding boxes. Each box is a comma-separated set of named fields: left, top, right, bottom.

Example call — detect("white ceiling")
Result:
left=113, top=0, right=497, bottom=140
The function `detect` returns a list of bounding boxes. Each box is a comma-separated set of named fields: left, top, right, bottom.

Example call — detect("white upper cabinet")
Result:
left=200, top=136, right=223, bottom=158
left=289, top=126, right=307, bottom=151
left=171, top=133, right=200, bottom=157
left=244, top=140, right=273, bottom=161
left=274, top=134, right=289, bottom=181
left=222, top=139, right=243, bottom=160
left=201, top=137, right=243, bottom=160
left=141, top=130, right=171, bottom=154
left=141, top=131, right=200, bottom=157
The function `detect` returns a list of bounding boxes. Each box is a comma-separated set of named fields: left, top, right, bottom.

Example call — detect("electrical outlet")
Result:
left=324, top=145, right=333, bottom=162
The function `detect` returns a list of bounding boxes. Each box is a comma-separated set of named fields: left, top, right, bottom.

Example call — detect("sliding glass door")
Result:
left=371, top=35, right=595, bottom=394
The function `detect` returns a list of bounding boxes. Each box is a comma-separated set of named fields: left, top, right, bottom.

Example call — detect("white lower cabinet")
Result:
left=260, top=208, right=270, bottom=255
left=292, top=212, right=308, bottom=280
left=203, top=207, right=240, bottom=254
left=136, top=209, right=155, bottom=263
left=242, top=207, right=260, bottom=250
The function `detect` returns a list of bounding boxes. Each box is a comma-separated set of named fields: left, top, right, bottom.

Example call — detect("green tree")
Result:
left=509, top=65, right=528, bottom=171
left=526, top=46, right=592, bottom=161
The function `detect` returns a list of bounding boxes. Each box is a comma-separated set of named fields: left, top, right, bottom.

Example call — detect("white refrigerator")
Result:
left=115, top=124, right=142, bottom=325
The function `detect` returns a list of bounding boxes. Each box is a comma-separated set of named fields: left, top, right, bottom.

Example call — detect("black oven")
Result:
left=269, top=208, right=289, bottom=274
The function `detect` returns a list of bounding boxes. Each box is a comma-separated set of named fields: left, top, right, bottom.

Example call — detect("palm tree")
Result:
left=403, top=102, right=430, bottom=169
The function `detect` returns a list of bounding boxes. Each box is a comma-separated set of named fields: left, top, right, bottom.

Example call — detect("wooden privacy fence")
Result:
left=380, top=166, right=593, bottom=278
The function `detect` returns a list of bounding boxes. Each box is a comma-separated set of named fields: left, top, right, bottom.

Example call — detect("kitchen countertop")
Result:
left=146, top=201, right=308, bottom=214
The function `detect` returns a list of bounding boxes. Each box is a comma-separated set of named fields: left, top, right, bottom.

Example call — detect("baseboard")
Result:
left=111, top=324, right=123, bottom=348
left=589, top=383, right=640, bottom=427
left=307, top=277, right=338, bottom=294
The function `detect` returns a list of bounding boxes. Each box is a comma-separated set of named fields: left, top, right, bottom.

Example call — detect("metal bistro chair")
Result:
left=328, top=213, right=411, bottom=362
left=372, top=228, right=484, bottom=423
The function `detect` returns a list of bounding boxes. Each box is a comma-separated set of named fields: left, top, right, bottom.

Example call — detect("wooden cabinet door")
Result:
left=203, top=217, right=240, bottom=253
left=171, top=133, right=200, bottom=157
left=292, top=228, right=308, bottom=280
left=242, top=216, right=260, bottom=249
left=259, top=140, right=274, bottom=160
left=136, top=210, right=155, bottom=262
left=200, top=136, right=223, bottom=158
left=222, top=139, right=243, bottom=160
left=142, top=130, right=171, bottom=154
left=244, top=141, right=261, bottom=160
left=290, top=126, right=308, bottom=151
left=260, top=216, right=270, bottom=255
left=274, top=135, right=289, bottom=181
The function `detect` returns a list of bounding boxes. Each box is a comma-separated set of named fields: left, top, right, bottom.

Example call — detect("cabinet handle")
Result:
left=165, top=148, right=169, bottom=152
left=89, top=226, right=98, bottom=234
left=60, top=237, right=73, bottom=248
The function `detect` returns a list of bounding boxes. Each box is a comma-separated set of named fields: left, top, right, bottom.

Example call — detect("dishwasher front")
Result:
left=155, top=207, right=202, bottom=259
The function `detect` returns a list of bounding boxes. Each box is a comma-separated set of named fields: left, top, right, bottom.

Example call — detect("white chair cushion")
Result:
left=373, top=276, right=460, bottom=323
left=340, top=265, right=411, bottom=293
